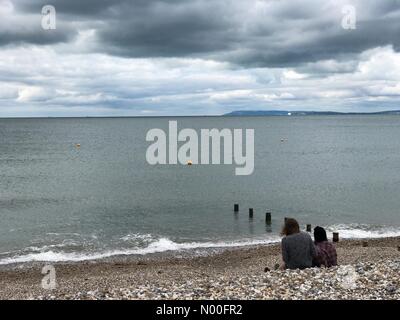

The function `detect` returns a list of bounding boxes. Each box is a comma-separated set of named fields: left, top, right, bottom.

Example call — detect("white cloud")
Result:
left=357, top=46, right=400, bottom=81
left=0, top=0, right=13, bottom=15
left=1, top=43, right=400, bottom=116
left=282, top=70, right=308, bottom=80
left=17, top=86, right=50, bottom=102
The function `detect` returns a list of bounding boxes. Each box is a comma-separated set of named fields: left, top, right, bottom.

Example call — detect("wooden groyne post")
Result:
left=333, top=232, right=339, bottom=243
left=306, top=224, right=312, bottom=232
left=249, top=208, right=254, bottom=218
left=265, top=212, right=272, bottom=225
left=234, top=204, right=239, bottom=212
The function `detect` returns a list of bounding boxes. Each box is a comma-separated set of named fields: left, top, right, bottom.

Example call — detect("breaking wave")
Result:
left=1, top=224, right=400, bottom=265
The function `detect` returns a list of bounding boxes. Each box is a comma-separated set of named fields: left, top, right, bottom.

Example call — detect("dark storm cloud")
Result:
left=0, top=27, right=74, bottom=46
left=99, top=1, right=236, bottom=57
left=0, top=0, right=78, bottom=46
left=4, top=0, right=400, bottom=67
left=95, top=0, right=331, bottom=64
left=14, top=0, right=118, bottom=16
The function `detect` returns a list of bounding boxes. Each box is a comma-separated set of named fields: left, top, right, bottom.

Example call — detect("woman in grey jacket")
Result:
left=281, top=218, right=317, bottom=270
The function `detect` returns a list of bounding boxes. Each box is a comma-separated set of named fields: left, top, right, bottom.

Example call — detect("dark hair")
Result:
left=281, top=218, right=300, bottom=236
left=314, top=226, right=328, bottom=243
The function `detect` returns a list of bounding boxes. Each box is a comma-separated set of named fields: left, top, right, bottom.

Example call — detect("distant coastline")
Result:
left=224, top=110, right=400, bottom=116
left=2, top=110, right=400, bottom=119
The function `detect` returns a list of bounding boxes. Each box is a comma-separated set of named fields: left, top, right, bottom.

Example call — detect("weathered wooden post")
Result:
left=333, top=232, right=339, bottom=243
left=249, top=208, right=254, bottom=218
left=234, top=204, right=239, bottom=212
left=306, top=224, right=312, bottom=232
left=265, top=212, right=272, bottom=225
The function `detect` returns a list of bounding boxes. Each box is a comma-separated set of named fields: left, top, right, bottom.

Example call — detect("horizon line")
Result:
left=1, top=109, right=400, bottom=119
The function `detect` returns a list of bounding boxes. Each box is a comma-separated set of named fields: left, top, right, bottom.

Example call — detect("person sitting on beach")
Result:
left=281, top=218, right=316, bottom=270
left=313, top=226, right=337, bottom=268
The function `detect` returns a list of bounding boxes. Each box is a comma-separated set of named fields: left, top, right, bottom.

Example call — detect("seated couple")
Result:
left=281, top=218, right=337, bottom=270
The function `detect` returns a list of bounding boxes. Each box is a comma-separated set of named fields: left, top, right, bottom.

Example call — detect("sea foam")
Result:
left=1, top=224, right=400, bottom=265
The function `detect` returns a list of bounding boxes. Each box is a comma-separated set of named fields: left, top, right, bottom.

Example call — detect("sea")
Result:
left=1, top=115, right=400, bottom=264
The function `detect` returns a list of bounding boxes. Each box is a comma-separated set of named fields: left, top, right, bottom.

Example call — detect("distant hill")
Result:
left=224, top=110, right=400, bottom=116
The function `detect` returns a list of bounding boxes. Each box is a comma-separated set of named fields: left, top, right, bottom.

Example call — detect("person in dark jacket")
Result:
left=313, top=226, right=338, bottom=268
left=281, top=218, right=317, bottom=270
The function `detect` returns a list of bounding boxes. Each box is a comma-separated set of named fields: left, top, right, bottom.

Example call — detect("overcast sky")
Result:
left=0, top=0, right=399, bottom=117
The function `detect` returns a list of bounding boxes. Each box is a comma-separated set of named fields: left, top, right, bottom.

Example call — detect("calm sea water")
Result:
left=1, top=116, right=400, bottom=264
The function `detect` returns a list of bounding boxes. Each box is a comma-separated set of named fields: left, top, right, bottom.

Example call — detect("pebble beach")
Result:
left=0, top=237, right=399, bottom=300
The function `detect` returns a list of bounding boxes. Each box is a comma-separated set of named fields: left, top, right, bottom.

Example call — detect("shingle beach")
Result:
left=1, top=237, right=399, bottom=300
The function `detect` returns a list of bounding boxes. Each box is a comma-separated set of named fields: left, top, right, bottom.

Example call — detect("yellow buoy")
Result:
left=75, top=143, right=81, bottom=148
left=187, top=160, right=193, bottom=165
